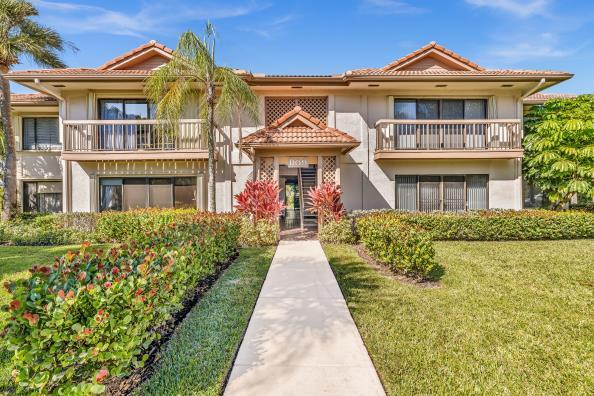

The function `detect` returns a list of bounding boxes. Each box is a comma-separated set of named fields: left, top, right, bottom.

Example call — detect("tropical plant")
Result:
left=145, top=24, right=259, bottom=212
left=234, top=180, right=284, bottom=223
left=306, top=183, right=345, bottom=224
left=0, top=0, right=75, bottom=220
left=524, top=95, right=594, bottom=209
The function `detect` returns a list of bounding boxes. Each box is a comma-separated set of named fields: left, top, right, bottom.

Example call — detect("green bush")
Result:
left=356, top=213, right=437, bottom=278
left=94, top=208, right=198, bottom=242
left=319, top=218, right=357, bottom=244
left=392, top=210, right=594, bottom=240
left=0, top=214, right=86, bottom=246
left=238, top=217, right=279, bottom=247
left=2, top=212, right=240, bottom=394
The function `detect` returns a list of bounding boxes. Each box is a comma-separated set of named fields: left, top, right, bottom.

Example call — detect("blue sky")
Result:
left=12, top=0, right=594, bottom=94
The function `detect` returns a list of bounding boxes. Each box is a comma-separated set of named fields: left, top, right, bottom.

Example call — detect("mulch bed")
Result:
left=104, top=251, right=239, bottom=396
left=353, top=244, right=441, bottom=288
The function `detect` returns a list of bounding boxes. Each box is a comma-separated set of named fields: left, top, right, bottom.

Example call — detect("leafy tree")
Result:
left=0, top=0, right=75, bottom=220
left=524, top=95, right=594, bottom=209
left=145, top=25, right=258, bottom=212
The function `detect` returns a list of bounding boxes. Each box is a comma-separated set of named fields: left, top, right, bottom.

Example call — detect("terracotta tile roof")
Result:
left=346, top=68, right=571, bottom=77
left=523, top=93, right=578, bottom=104
left=241, top=106, right=359, bottom=147
left=98, top=40, right=174, bottom=70
left=8, top=68, right=152, bottom=77
left=382, top=41, right=484, bottom=71
left=10, top=93, right=57, bottom=105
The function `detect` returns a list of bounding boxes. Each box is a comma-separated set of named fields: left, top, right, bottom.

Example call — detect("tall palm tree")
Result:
left=145, top=25, right=259, bottom=212
left=0, top=0, right=74, bottom=220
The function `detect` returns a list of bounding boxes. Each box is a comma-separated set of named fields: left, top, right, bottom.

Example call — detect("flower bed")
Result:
left=356, top=213, right=437, bottom=278
left=2, top=212, right=240, bottom=394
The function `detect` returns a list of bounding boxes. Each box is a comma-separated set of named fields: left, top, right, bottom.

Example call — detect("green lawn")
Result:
left=324, top=240, right=594, bottom=395
left=135, top=247, right=275, bottom=396
left=0, top=244, right=97, bottom=394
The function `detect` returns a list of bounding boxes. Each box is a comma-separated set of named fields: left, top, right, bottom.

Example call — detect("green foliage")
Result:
left=135, top=247, right=275, bottom=395
left=238, top=216, right=279, bottom=247
left=319, top=218, right=357, bottom=244
left=94, top=208, right=198, bottom=242
left=0, top=213, right=90, bottom=245
left=524, top=95, right=594, bottom=208
left=2, top=213, right=240, bottom=394
left=356, top=213, right=437, bottom=278
left=391, top=210, right=594, bottom=240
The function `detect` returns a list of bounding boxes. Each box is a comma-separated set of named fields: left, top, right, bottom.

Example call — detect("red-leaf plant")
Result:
left=234, top=180, right=285, bottom=223
left=307, top=183, right=345, bottom=224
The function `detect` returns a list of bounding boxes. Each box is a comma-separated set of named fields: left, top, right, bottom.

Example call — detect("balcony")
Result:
left=375, top=119, right=523, bottom=160
left=62, top=119, right=209, bottom=161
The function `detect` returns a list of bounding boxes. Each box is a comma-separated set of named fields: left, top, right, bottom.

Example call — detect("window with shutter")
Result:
left=22, top=118, right=60, bottom=150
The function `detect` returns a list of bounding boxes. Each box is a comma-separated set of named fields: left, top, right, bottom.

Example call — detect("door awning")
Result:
left=238, top=106, right=360, bottom=156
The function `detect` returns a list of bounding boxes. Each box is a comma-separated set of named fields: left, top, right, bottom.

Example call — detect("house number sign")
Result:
left=287, top=158, right=309, bottom=168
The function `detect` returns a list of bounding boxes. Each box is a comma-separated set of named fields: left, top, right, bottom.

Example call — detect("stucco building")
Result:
left=8, top=40, right=573, bottom=228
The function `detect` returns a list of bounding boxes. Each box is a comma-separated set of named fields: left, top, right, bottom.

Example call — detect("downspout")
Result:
left=521, top=78, right=546, bottom=100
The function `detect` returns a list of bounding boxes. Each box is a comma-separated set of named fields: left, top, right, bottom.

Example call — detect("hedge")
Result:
left=356, top=213, right=437, bottom=278
left=319, top=218, right=357, bottom=244
left=2, top=212, right=240, bottom=394
left=238, top=217, right=280, bottom=247
left=393, top=210, right=594, bottom=241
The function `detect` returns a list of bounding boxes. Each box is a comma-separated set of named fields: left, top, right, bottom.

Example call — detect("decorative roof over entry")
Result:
left=240, top=106, right=359, bottom=153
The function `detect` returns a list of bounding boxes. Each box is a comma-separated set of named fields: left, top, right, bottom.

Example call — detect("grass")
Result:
left=0, top=244, right=100, bottom=395
left=324, top=240, right=594, bottom=395
left=135, top=247, right=276, bottom=396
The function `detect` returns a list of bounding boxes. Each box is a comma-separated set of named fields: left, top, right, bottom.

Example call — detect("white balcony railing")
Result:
left=375, top=119, right=522, bottom=151
left=63, top=119, right=206, bottom=152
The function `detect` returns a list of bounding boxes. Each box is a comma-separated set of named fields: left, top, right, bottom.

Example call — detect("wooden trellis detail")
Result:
left=322, top=156, right=337, bottom=185
left=265, top=97, right=328, bottom=125
left=258, top=157, right=274, bottom=181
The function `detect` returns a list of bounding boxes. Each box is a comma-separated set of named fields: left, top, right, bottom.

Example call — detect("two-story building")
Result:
left=8, top=40, right=572, bottom=228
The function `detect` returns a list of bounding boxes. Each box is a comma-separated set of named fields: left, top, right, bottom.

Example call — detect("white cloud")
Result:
left=239, top=14, right=295, bottom=38
left=361, top=0, right=425, bottom=15
left=484, top=33, right=582, bottom=64
left=465, top=0, right=550, bottom=18
left=32, top=0, right=267, bottom=38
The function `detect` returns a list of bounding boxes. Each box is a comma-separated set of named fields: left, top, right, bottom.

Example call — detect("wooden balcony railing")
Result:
left=375, top=119, right=523, bottom=152
left=62, top=119, right=208, bottom=160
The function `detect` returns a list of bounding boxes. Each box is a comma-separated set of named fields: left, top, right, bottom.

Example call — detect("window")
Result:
left=22, top=118, right=60, bottom=150
left=523, top=179, right=549, bottom=209
left=98, top=99, right=157, bottom=150
left=100, top=177, right=197, bottom=211
left=23, top=181, right=62, bottom=213
left=393, top=99, right=487, bottom=149
left=393, top=99, right=487, bottom=120
left=395, top=175, right=488, bottom=212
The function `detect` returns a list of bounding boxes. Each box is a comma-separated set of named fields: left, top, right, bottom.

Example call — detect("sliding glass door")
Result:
left=395, top=175, right=488, bottom=212
left=100, top=177, right=197, bottom=211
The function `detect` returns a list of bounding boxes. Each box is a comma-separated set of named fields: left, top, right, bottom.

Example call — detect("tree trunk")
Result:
left=0, top=67, right=17, bottom=221
left=206, top=85, right=216, bottom=212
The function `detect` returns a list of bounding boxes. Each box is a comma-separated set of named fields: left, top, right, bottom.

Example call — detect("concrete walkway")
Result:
left=225, top=240, right=385, bottom=396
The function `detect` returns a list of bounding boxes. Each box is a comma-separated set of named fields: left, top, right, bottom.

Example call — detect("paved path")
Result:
left=225, top=240, right=385, bottom=396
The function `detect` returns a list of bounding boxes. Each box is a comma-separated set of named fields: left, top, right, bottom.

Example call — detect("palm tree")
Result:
left=145, top=24, right=259, bottom=212
left=0, top=0, right=75, bottom=220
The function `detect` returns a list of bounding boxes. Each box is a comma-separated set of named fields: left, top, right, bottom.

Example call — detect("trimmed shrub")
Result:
left=94, top=208, right=197, bottom=242
left=238, top=217, right=279, bottom=247
left=392, top=210, right=594, bottom=240
left=2, top=213, right=240, bottom=394
left=319, top=218, right=357, bottom=244
left=357, top=213, right=437, bottom=278
left=0, top=214, right=85, bottom=246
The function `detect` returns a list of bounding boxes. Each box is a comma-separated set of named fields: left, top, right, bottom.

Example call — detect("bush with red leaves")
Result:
left=307, top=184, right=345, bottom=224
left=234, top=180, right=285, bottom=223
